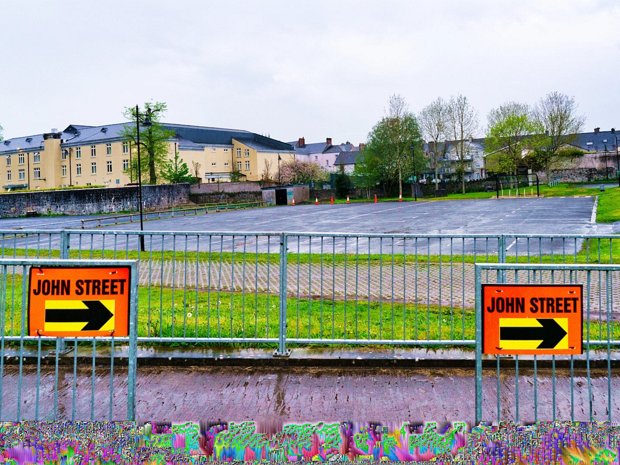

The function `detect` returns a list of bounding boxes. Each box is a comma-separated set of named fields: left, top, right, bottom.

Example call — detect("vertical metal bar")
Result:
left=379, top=238, right=383, bottom=339
left=320, top=236, right=324, bottom=338
left=354, top=237, right=360, bottom=340
left=496, top=356, right=501, bottom=423
left=127, top=261, right=139, bottom=421
left=0, top=266, right=9, bottom=419
left=331, top=236, right=336, bottom=340
left=182, top=234, right=189, bottom=338
left=475, top=264, right=483, bottom=425
left=586, top=270, right=592, bottom=421
left=308, top=237, right=312, bottom=339
left=109, top=337, right=115, bottom=420
left=17, top=268, right=28, bottom=421
left=194, top=235, right=200, bottom=337
left=266, top=235, right=271, bottom=337
left=402, top=237, right=407, bottom=340
left=606, top=270, right=612, bottom=422
left=54, top=338, right=60, bottom=419
left=295, top=236, right=300, bottom=339
left=438, top=237, right=442, bottom=339
left=91, top=339, right=96, bottom=421
left=170, top=235, right=177, bottom=337
left=230, top=235, right=236, bottom=338
left=71, top=338, right=78, bottom=421
left=242, top=235, right=248, bottom=339
left=552, top=355, right=556, bottom=422
left=533, top=355, right=538, bottom=422
left=390, top=236, right=395, bottom=341
left=344, top=236, right=348, bottom=340
left=514, top=355, right=519, bottom=423
left=276, top=233, right=288, bottom=356
left=35, top=335, right=42, bottom=420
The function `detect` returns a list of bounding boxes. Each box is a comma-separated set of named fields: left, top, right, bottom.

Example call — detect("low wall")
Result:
left=190, top=182, right=262, bottom=194
left=545, top=168, right=615, bottom=183
left=189, top=191, right=263, bottom=204
left=0, top=184, right=191, bottom=217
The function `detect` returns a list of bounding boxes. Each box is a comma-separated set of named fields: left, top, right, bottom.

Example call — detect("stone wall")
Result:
left=0, top=184, right=192, bottom=217
left=189, top=191, right=263, bottom=204
left=190, top=182, right=262, bottom=194
left=544, top=168, right=615, bottom=183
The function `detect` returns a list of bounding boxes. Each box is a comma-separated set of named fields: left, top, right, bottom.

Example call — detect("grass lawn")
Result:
left=3, top=274, right=620, bottom=349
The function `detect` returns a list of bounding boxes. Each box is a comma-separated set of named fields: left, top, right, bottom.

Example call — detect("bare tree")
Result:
left=447, top=95, right=479, bottom=193
left=487, top=102, right=531, bottom=130
left=532, top=91, right=585, bottom=178
left=419, top=97, right=449, bottom=191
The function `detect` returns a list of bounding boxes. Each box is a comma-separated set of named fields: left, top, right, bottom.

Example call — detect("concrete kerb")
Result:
left=3, top=346, right=619, bottom=369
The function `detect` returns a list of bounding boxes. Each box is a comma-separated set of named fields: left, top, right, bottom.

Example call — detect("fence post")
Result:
left=475, top=264, right=483, bottom=425
left=275, top=233, right=290, bottom=356
left=126, top=261, right=139, bottom=421
left=498, top=235, right=507, bottom=284
left=58, top=231, right=71, bottom=354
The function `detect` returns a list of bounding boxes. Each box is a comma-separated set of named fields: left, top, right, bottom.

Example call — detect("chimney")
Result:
left=358, top=143, right=365, bottom=151
left=326, top=137, right=332, bottom=146
left=594, top=127, right=600, bottom=134
left=297, top=137, right=305, bottom=148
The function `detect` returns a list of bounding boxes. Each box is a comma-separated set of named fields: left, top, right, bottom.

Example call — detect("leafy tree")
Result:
left=487, top=102, right=530, bottom=130
left=364, top=94, right=425, bottom=198
left=352, top=147, right=382, bottom=197
left=160, top=152, right=195, bottom=184
left=334, top=173, right=353, bottom=198
left=532, top=92, right=585, bottom=179
left=122, top=102, right=175, bottom=184
left=279, top=159, right=329, bottom=185
left=418, top=97, right=449, bottom=192
left=447, top=95, right=479, bottom=193
left=484, top=103, right=542, bottom=175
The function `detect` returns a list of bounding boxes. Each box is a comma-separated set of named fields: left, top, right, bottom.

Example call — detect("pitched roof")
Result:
left=334, top=150, right=361, bottom=166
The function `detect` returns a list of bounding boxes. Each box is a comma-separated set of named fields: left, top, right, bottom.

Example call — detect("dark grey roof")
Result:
left=571, top=130, right=618, bottom=152
left=334, top=150, right=361, bottom=166
left=0, top=122, right=293, bottom=156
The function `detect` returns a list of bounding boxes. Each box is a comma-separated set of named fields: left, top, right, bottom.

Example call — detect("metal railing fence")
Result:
left=475, top=263, right=620, bottom=424
left=0, top=230, right=619, bottom=353
left=0, top=258, right=138, bottom=421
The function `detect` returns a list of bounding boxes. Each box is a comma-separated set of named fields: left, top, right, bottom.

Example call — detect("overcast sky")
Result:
left=1, top=0, right=618, bottom=144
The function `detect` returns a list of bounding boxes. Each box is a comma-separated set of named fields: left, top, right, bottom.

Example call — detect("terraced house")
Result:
left=0, top=123, right=295, bottom=191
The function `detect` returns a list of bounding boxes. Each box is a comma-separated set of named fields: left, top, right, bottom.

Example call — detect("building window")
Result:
left=122, top=159, right=129, bottom=171
left=33, top=152, right=40, bottom=163
left=76, top=147, right=82, bottom=159
left=122, top=141, right=129, bottom=154
left=6, top=156, right=10, bottom=166
left=61, top=149, right=68, bottom=160
left=61, top=165, right=67, bottom=177
left=18, top=169, right=25, bottom=180
left=76, top=164, right=82, bottom=176
left=6, top=170, right=11, bottom=181
left=211, top=162, right=217, bottom=166
left=106, top=143, right=112, bottom=155
left=106, top=160, right=113, bottom=173
left=33, top=167, right=41, bottom=179
left=236, top=161, right=242, bottom=170
left=223, top=148, right=228, bottom=152
left=245, top=161, right=250, bottom=170
left=18, top=153, right=24, bottom=165
left=91, top=145, right=96, bottom=157
left=236, top=148, right=241, bottom=158
left=224, top=162, right=229, bottom=166
left=244, top=149, right=250, bottom=158
left=91, top=162, right=97, bottom=174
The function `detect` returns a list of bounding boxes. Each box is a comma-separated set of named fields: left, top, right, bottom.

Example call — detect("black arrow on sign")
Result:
left=500, top=318, right=567, bottom=349
left=45, top=301, right=113, bottom=331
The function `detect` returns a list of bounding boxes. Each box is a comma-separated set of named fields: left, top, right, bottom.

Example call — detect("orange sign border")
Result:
left=481, top=284, right=583, bottom=355
left=28, top=266, right=131, bottom=337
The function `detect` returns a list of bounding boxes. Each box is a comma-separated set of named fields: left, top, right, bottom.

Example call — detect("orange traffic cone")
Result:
left=374, top=194, right=378, bottom=203
left=330, top=195, right=334, bottom=205
left=315, top=196, right=319, bottom=205
left=346, top=195, right=350, bottom=204
left=292, top=198, right=295, bottom=206
left=398, top=194, right=403, bottom=202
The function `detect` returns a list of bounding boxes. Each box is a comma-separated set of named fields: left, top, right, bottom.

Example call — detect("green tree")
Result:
left=352, top=147, right=382, bottom=197
left=364, top=94, right=425, bottom=198
left=334, top=173, right=353, bottom=198
left=160, top=152, right=195, bottom=184
left=532, top=91, right=585, bottom=179
left=484, top=104, right=542, bottom=175
left=122, top=102, right=175, bottom=184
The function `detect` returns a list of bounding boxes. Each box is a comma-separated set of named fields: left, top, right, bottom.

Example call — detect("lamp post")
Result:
left=135, top=104, right=153, bottom=252
left=411, top=144, right=417, bottom=201
left=612, top=128, right=619, bottom=187
left=278, top=154, right=281, bottom=184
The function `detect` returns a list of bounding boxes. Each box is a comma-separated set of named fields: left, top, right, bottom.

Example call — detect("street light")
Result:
left=612, top=128, right=619, bottom=187
left=135, top=104, right=153, bottom=252
left=410, top=144, right=417, bottom=201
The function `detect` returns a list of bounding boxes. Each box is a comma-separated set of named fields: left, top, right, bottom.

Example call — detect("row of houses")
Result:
left=0, top=123, right=295, bottom=191
left=0, top=122, right=617, bottom=192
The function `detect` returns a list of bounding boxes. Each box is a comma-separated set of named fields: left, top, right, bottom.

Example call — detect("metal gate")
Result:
left=0, top=258, right=138, bottom=421
left=475, top=263, right=620, bottom=424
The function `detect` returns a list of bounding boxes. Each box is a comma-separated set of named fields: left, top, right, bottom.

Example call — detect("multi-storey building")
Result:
left=288, top=137, right=356, bottom=172
left=0, top=123, right=295, bottom=191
